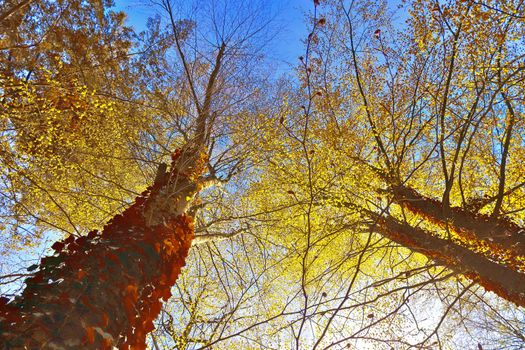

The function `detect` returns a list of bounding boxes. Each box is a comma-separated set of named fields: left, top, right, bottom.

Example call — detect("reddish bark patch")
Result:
left=0, top=148, right=198, bottom=349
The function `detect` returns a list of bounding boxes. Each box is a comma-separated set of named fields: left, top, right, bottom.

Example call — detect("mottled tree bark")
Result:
left=0, top=147, right=207, bottom=349
left=391, top=185, right=525, bottom=264
left=372, top=214, right=525, bottom=308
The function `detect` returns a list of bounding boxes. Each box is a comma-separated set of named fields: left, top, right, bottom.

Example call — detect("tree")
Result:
left=217, top=0, right=525, bottom=347
left=327, top=0, right=525, bottom=306
left=262, top=0, right=525, bottom=306
left=0, top=0, right=275, bottom=348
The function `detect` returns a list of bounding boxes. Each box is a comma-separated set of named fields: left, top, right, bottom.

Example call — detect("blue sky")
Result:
left=113, top=0, right=312, bottom=73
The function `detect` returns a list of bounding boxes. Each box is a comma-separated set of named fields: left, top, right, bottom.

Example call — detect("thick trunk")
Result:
left=373, top=214, right=525, bottom=308
left=0, top=147, right=206, bottom=349
left=391, top=185, right=525, bottom=265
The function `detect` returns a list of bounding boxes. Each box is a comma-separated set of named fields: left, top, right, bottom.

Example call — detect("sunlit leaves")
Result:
left=0, top=71, right=146, bottom=244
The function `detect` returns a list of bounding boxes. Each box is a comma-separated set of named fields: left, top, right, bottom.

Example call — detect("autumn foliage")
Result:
left=2, top=0, right=525, bottom=348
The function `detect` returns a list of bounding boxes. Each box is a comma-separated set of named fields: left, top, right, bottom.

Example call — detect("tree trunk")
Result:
left=371, top=213, right=525, bottom=308
left=390, top=184, right=525, bottom=265
left=0, top=147, right=207, bottom=349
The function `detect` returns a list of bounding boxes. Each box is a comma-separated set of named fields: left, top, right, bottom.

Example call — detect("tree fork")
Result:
left=0, top=147, right=207, bottom=349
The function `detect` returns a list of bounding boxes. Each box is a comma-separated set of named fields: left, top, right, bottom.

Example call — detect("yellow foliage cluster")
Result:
left=0, top=71, right=146, bottom=247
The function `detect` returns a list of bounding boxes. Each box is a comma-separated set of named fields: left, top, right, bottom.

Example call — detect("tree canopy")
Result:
left=1, top=0, right=525, bottom=349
